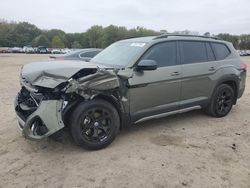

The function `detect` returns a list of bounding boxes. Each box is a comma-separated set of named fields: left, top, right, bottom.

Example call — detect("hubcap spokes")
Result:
left=216, top=90, right=233, bottom=114
left=81, top=108, right=111, bottom=142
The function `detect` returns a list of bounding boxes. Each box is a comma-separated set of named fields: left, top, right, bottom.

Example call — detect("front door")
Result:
left=128, top=41, right=182, bottom=122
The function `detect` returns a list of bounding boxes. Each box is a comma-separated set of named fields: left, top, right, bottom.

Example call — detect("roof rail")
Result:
left=154, top=34, right=221, bottom=40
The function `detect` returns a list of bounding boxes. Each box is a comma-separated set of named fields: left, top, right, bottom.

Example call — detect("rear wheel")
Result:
left=206, top=84, right=235, bottom=117
left=70, top=99, right=120, bottom=150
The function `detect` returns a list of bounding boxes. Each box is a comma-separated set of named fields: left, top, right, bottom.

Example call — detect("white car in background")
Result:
left=61, top=48, right=71, bottom=54
left=51, top=49, right=63, bottom=54
left=23, top=46, right=35, bottom=53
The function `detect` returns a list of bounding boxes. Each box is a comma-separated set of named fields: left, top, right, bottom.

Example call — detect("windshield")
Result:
left=90, top=41, right=146, bottom=67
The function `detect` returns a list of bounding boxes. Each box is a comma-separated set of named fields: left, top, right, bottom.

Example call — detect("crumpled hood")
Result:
left=21, top=60, right=106, bottom=88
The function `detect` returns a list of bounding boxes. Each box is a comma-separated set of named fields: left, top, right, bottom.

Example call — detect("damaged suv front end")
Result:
left=14, top=60, right=125, bottom=140
left=14, top=39, right=150, bottom=149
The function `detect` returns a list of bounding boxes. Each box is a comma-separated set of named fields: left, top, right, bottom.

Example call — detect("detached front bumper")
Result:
left=14, top=92, right=65, bottom=140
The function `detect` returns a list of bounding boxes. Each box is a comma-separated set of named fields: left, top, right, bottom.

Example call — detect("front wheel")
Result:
left=206, top=84, right=235, bottom=117
left=70, top=99, right=120, bottom=150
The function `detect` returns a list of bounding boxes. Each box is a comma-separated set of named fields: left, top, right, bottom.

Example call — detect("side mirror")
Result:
left=136, top=60, right=157, bottom=71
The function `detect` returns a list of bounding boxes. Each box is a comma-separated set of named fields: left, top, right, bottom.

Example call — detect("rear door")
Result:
left=179, top=41, right=219, bottom=108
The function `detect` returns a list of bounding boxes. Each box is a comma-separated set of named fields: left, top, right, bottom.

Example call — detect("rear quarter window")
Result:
left=211, top=43, right=230, bottom=60
left=81, top=51, right=100, bottom=58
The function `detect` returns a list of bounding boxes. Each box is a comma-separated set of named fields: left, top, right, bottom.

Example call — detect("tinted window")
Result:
left=211, top=43, right=230, bottom=60
left=81, top=51, right=100, bottom=58
left=181, top=41, right=207, bottom=64
left=141, top=42, right=177, bottom=67
left=206, top=43, right=215, bottom=61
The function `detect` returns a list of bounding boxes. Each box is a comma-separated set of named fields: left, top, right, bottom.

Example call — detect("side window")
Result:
left=211, top=43, right=230, bottom=60
left=79, top=52, right=87, bottom=58
left=80, top=51, right=99, bottom=58
left=181, top=41, right=208, bottom=64
left=206, top=43, right=216, bottom=61
left=141, top=42, right=177, bottom=67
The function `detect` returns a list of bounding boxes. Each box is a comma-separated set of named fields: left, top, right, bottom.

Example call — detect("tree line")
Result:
left=0, top=20, right=159, bottom=49
left=217, top=33, right=250, bottom=50
left=0, top=20, right=250, bottom=49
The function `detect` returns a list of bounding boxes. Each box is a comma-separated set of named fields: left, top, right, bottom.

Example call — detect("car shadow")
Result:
left=56, top=110, right=205, bottom=148
left=120, top=109, right=205, bottom=136
left=23, top=109, right=207, bottom=153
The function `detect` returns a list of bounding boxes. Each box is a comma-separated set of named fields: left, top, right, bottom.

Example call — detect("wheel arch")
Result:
left=93, top=94, right=121, bottom=113
left=215, top=75, right=240, bottom=104
left=92, top=94, right=131, bottom=129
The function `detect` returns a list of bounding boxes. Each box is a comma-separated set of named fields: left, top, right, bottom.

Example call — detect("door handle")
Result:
left=171, top=72, right=180, bottom=76
left=209, top=67, right=215, bottom=71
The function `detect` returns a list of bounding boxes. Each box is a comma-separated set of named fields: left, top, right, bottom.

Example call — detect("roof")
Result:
left=154, top=34, right=220, bottom=40
left=119, top=34, right=226, bottom=44
left=119, top=36, right=156, bottom=43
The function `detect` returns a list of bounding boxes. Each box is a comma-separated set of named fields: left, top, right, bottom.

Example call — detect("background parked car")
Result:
left=238, top=50, right=250, bottom=56
left=50, top=48, right=102, bottom=61
left=35, top=46, right=49, bottom=54
left=23, top=46, right=35, bottom=53
left=10, top=47, right=23, bottom=53
left=51, top=49, right=63, bottom=54
left=61, top=48, right=71, bottom=54
left=0, top=47, right=9, bottom=53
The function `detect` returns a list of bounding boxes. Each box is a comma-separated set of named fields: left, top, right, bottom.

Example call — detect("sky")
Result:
left=0, top=0, right=249, bottom=35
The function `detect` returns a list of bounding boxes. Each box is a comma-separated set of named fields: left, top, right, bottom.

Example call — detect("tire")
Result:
left=206, top=84, right=235, bottom=117
left=69, top=99, right=120, bottom=150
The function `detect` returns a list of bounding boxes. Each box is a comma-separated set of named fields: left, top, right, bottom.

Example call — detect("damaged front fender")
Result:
left=64, top=68, right=132, bottom=113
left=65, top=69, right=121, bottom=95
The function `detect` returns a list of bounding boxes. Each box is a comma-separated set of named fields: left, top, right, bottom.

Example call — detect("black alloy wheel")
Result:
left=80, top=107, right=112, bottom=143
left=206, top=84, right=235, bottom=117
left=70, top=99, right=120, bottom=150
left=215, top=87, right=234, bottom=116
